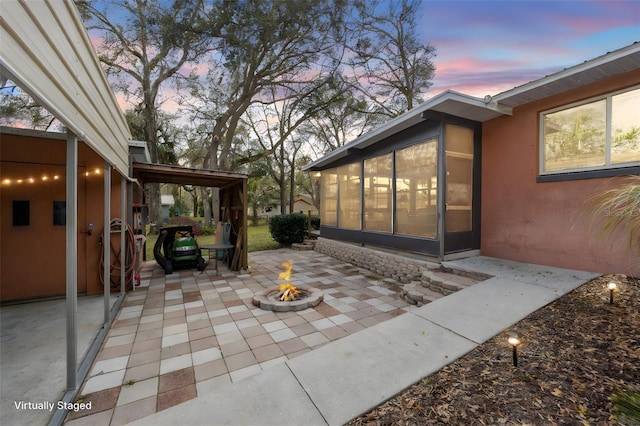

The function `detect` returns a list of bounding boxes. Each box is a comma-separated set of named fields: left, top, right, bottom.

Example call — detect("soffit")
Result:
left=494, top=43, right=640, bottom=108
left=0, top=1, right=132, bottom=177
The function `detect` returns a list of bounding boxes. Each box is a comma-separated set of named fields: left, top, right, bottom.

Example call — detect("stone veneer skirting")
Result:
left=314, top=237, right=438, bottom=284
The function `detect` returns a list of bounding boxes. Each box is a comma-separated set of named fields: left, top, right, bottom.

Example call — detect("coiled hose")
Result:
left=99, top=218, right=136, bottom=291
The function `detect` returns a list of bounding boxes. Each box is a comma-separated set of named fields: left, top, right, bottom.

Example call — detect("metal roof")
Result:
left=492, top=42, right=640, bottom=108
left=0, top=0, right=132, bottom=177
left=304, top=42, right=640, bottom=171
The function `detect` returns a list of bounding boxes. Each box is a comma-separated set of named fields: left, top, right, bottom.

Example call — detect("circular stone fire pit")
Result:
left=252, top=286, right=323, bottom=312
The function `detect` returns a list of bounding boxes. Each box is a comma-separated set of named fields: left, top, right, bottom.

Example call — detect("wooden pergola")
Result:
left=132, top=162, right=249, bottom=270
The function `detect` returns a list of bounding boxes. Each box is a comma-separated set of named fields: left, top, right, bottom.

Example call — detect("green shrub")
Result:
left=310, top=215, right=320, bottom=230
left=269, top=213, right=307, bottom=245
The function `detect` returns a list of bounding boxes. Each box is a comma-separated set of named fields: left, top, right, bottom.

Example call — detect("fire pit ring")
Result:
left=252, top=286, right=323, bottom=312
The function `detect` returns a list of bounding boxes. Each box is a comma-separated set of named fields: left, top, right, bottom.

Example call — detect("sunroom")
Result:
left=304, top=91, right=509, bottom=259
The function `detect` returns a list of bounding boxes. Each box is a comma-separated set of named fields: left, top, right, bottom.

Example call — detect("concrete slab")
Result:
left=130, top=363, right=326, bottom=426
left=412, top=277, right=569, bottom=344
left=286, top=313, right=477, bottom=425
left=0, top=296, right=112, bottom=426
left=443, top=256, right=598, bottom=294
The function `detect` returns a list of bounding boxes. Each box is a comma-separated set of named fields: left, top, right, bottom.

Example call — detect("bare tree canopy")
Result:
left=347, top=0, right=436, bottom=116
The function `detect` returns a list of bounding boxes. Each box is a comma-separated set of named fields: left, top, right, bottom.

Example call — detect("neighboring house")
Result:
left=161, top=194, right=175, bottom=220
left=304, top=42, right=640, bottom=277
left=256, top=194, right=318, bottom=219
left=293, top=193, right=319, bottom=215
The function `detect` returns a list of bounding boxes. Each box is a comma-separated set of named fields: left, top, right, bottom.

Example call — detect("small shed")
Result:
left=132, top=162, right=249, bottom=271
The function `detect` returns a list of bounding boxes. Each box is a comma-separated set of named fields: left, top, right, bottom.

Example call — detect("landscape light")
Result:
left=508, top=336, right=521, bottom=367
left=607, top=282, right=616, bottom=305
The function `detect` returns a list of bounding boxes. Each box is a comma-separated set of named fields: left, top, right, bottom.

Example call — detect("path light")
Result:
left=607, top=282, right=617, bottom=305
left=508, top=336, right=521, bottom=367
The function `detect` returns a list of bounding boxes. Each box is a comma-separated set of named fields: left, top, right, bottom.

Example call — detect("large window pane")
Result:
left=543, top=100, right=606, bottom=172
left=395, top=140, right=438, bottom=238
left=320, top=169, right=337, bottom=226
left=611, top=88, right=640, bottom=164
left=363, top=154, right=392, bottom=233
left=338, top=163, right=361, bottom=229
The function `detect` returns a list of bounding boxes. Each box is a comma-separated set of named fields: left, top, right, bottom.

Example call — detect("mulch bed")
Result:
left=347, top=274, right=640, bottom=425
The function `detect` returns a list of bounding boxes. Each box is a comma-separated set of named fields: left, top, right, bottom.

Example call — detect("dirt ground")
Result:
left=347, top=275, right=640, bottom=425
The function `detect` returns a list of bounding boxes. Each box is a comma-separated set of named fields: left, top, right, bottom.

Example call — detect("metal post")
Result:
left=121, top=176, right=127, bottom=296
left=65, top=129, right=78, bottom=391
left=103, top=162, right=111, bottom=325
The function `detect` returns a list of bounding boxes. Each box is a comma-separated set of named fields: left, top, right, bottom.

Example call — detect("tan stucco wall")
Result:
left=481, top=70, right=639, bottom=277
left=1, top=133, right=124, bottom=301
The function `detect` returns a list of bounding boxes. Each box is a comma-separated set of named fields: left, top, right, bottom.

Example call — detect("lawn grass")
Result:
left=143, top=224, right=282, bottom=261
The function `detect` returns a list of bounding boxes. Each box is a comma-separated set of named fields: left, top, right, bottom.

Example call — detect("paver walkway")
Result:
left=65, top=249, right=439, bottom=425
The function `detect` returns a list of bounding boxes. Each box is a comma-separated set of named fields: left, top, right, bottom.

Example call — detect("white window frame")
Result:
left=539, top=85, right=640, bottom=175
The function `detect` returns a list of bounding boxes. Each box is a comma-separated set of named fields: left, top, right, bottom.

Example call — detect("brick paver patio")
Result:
left=65, top=248, right=413, bottom=425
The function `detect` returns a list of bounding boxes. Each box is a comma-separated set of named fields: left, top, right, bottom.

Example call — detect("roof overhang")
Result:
left=493, top=42, right=640, bottom=108
left=0, top=0, right=132, bottom=177
left=132, top=163, right=248, bottom=189
left=303, top=90, right=510, bottom=171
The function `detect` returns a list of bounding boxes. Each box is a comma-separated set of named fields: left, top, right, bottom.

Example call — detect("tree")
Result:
left=179, top=0, right=346, bottom=226
left=0, top=81, right=58, bottom=130
left=247, top=175, right=278, bottom=226
left=299, top=73, right=373, bottom=155
left=77, top=0, right=210, bottom=224
left=347, top=0, right=436, bottom=116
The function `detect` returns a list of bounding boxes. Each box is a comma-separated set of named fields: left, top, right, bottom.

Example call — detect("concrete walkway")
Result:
left=129, top=256, right=597, bottom=426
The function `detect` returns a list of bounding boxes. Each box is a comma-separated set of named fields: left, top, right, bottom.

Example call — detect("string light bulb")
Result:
left=1, top=168, right=101, bottom=184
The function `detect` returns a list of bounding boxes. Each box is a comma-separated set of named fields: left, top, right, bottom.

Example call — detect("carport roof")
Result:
left=0, top=1, right=132, bottom=177
left=132, top=162, right=247, bottom=189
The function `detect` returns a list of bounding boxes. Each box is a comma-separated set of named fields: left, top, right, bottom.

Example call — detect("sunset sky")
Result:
left=417, top=0, right=640, bottom=98
left=82, top=0, right=640, bottom=113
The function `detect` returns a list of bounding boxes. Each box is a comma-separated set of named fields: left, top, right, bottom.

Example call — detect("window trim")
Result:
left=539, top=85, right=640, bottom=176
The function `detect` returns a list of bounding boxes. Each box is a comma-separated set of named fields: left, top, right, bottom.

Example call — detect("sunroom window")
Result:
left=320, top=168, right=337, bottom=226
left=541, top=87, right=640, bottom=174
left=337, top=163, right=361, bottom=229
left=363, top=154, right=392, bottom=233
left=395, top=139, right=438, bottom=238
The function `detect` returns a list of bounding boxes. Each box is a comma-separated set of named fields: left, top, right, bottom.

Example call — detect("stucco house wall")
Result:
left=481, top=70, right=639, bottom=277
left=1, top=131, right=124, bottom=301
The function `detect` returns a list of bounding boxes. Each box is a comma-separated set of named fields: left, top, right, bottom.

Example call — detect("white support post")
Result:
left=103, top=162, right=111, bottom=325
left=121, top=176, right=127, bottom=296
left=65, top=130, right=78, bottom=391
